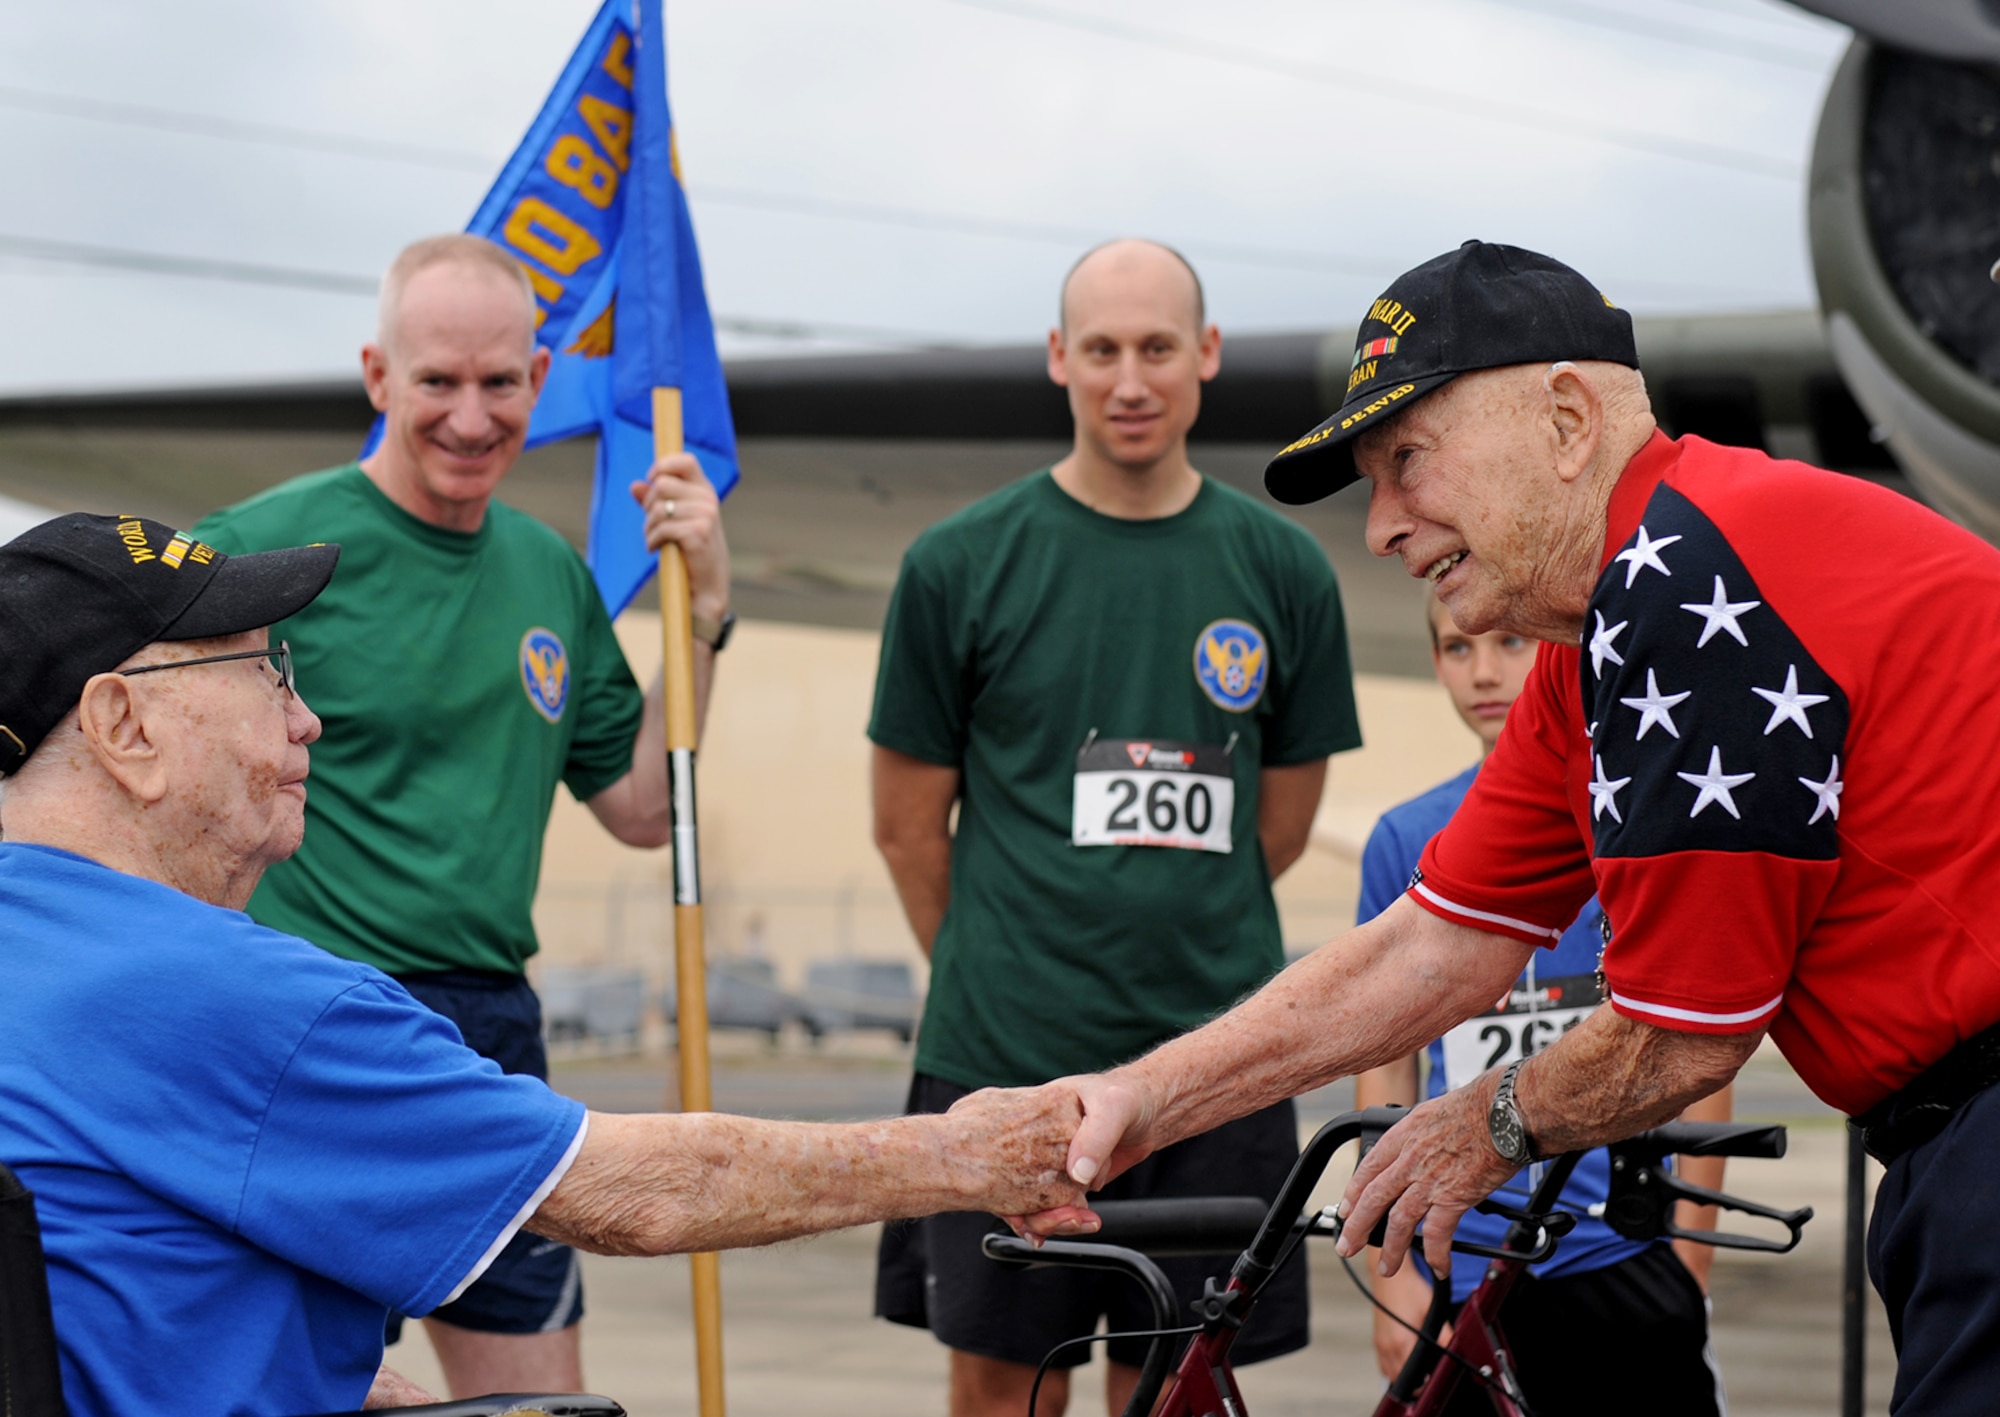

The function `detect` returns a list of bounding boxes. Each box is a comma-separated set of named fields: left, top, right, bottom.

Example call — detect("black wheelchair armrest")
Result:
left=298, top=1394, right=625, bottom=1416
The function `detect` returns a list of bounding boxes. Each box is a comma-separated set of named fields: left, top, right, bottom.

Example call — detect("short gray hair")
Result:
left=377, top=234, right=536, bottom=352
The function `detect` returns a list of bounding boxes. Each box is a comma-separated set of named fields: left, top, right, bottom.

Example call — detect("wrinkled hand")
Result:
left=1003, top=1072, right=1160, bottom=1241
left=935, top=1082, right=1096, bottom=1223
left=1337, top=1081, right=1517, bottom=1280
left=363, top=1365, right=437, bottom=1409
left=630, top=452, right=730, bottom=621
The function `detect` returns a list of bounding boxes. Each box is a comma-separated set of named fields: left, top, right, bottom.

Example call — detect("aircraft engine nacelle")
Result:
left=1807, top=27, right=2000, bottom=542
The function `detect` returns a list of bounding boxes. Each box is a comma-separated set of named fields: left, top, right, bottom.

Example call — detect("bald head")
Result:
left=1059, top=239, right=1205, bottom=337
left=377, top=234, right=537, bottom=358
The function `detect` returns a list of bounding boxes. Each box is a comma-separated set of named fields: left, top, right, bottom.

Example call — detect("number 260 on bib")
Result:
left=1071, top=738, right=1234, bottom=854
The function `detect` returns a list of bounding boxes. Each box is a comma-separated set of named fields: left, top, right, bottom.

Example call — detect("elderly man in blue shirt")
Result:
left=0, top=513, right=1082, bottom=1417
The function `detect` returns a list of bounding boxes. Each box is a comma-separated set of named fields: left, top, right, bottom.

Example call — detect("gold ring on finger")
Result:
left=663, top=498, right=677, bottom=518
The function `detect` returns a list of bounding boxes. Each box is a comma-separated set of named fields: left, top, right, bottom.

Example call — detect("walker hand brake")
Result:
left=1600, top=1154, right=1813, bottom=1253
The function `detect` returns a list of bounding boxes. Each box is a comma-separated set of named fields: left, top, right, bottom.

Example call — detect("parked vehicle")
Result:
left=800, top=959, right=919, bottom=1043
left=538, top=965, right=647, bottom=1049
left=661, top=957, right=811, bottom=1041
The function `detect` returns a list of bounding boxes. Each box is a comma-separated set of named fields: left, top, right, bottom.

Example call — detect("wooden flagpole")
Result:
left=652, top=385, right=726, bottom=1417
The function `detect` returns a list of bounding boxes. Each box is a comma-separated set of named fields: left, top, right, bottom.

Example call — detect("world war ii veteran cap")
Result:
left=1264, top=241, right=1639, bottom=505
left=0, top=513, right=339, bottom=774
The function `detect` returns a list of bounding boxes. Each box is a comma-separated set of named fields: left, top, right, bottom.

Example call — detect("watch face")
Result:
left=1489, top=1101, right=1530, bottom=1165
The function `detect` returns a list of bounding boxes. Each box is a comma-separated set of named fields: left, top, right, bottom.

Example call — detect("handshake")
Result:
left=915, top=1061, right=1522, bottom=1281
left=918, top=1073, right=1153, bottom=1237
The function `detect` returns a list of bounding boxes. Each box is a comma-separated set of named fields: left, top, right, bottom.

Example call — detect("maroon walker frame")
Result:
left=984, top=1107, right=1809, bottom=1417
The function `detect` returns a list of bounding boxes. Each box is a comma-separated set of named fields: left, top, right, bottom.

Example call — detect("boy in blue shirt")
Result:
left=1353, top=592, right=1733, bottom=1416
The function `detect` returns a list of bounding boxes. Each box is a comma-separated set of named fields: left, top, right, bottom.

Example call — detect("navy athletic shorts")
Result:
left=875, top=1072, right=1310, bottom=1370
left=384, top=969, right=585, bottom=1341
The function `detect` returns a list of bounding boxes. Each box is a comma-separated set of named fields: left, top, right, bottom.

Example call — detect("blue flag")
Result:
left=369, top=0, right=738, bottom=615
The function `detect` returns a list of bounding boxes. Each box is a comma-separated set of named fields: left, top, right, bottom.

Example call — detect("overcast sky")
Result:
left=0, top=0, right=1850, bottom=393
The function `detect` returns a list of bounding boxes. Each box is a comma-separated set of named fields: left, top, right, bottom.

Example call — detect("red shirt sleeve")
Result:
left=1412, top=645, right=1596, bottom=947
left=1595, top=854, right=1830, bottom=1034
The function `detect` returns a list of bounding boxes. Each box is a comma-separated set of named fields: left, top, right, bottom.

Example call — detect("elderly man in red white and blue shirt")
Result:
left=1041, top=242, right=2000, bottom=1416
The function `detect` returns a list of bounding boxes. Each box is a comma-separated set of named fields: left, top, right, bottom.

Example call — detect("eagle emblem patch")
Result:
left=520, top=627, right=570, bottom=723
left=1193, top=619, right=1268, bottom=712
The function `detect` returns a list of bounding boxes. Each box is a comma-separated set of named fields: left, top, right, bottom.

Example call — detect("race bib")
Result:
left=1071, top=738, right=1234, bottom=854
left=1440, top=972, right=1601, bottom=1091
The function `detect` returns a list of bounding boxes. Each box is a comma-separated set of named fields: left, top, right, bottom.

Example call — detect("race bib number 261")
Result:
left=1440, top=972, right=1601, bottom=1091
left=1072, top=738, right=1234, bottom=854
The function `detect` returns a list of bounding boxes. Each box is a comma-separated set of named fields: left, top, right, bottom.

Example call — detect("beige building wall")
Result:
left=531, top=614, right=1481, bottom=997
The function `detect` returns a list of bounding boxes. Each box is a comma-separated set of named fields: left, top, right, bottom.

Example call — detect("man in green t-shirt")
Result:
left=195, top=233, right=732, bottom=1399
left=870, top=240, right=1361, bottom=1417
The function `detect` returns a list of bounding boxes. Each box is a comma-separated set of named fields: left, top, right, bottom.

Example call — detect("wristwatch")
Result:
left=1488, top=1057, right=1538, bottom=1166
left=691, top=609, right=737, bottom=652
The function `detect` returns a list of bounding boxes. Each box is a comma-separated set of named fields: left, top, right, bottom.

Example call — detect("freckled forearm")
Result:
left=1515, top=1011, right=1758, bottom=1155
left=529, top=1114, right=945, bottom=1255
left=1118, top=903, right=1532, bottom=1150
left=530, top=1096, right=1079, bottom=1256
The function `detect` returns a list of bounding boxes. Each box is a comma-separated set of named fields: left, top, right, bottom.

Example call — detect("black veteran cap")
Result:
left=1264, top=241, right=1639, bottom=505
left=0, top=513, right=339, bottom=774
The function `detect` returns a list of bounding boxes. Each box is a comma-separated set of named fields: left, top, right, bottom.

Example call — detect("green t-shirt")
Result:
left=195, top=464, right=644, bottom=975
left=870, top=471, right=1361, bottom=1089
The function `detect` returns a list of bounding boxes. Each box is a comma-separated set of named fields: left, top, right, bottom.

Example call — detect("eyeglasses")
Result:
left=119, top=640, right=294, bottom=698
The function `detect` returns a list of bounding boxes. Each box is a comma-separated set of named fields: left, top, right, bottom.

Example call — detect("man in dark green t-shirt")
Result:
left=871, top=240, right=1361, bottom=1417
left=195, top=234, right=733, bottom=1399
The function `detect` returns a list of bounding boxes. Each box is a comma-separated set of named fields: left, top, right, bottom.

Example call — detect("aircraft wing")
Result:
left=2, top=4, right=1996, bottom=670
left=0, top=315, right=1888, bottom=676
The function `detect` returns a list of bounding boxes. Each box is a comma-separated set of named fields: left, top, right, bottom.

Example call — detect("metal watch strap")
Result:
left=690, top=609, right=737, bottom=652
left=1492, top=1056, right=1538, bottom=1164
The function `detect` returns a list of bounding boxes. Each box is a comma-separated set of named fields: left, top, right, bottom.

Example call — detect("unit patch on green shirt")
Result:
left=196, top=464, right=644, bottom=976
left=870, top=471, right=1362, bottom=1089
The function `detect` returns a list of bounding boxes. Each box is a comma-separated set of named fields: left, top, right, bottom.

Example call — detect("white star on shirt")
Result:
left=1752, top=665, right=1830, bottom=738
left=1613, top=525, right=1683, bottom=588
left=1588, top=755, right=1631, bottom=823
left=1679, top=576, right=1761, bottom=649
left=1587, top=610, right=1628, bottom=678
left=1800, top=755, right=1844, bottom=825
left=1618, top=668, right=1691, bottom=741
left=1677, top=745, right=1756, bottom=819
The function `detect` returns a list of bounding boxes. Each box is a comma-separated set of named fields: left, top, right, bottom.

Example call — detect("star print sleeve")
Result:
left=1584, top=484, right=1845, bottom=1035
left=1410, top=647, right=1597, bottom=946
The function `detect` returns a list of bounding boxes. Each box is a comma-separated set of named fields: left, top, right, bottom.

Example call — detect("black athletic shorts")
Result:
left=875, top=1072, right=1309, bottom=1370
left=1434, top=1244, right=1722, bottom=1417
left=384, top=969, right=585, bottom=1342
